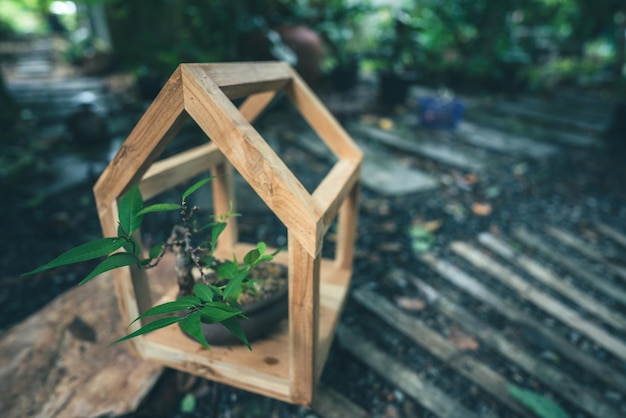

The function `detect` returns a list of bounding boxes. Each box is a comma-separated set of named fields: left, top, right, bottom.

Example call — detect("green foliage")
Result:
left=23, top=176, right=280, bottom=351
left=180, top=393, right=196, bottom=413
left=509, top=385, right=570, bottom=418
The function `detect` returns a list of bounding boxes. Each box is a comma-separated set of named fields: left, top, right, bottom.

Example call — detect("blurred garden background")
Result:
left=2, top=1, right=626, bottom=418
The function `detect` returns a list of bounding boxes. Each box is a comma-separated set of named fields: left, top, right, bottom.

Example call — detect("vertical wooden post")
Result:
left=335, top=182, right=360, bottom=270
left=211, top=162, right=237, bottom=254
left=288, top=231, right=320, bottom=406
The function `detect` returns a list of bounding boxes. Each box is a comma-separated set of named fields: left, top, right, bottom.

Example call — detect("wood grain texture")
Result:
left=188, top=62, right=291, bottom=99
left=140, top=142, right=225, bottom=201
left=92, top=62, right=360, bottom=405
left=285, top=67, right=362, bottom=161
left=288, top=231, right=320, bottom=406
left=0, top=276, right=164, bottom=418
left=181, top=64, right=321, bottom=257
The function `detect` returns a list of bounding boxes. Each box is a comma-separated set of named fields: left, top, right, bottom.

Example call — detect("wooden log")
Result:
left=452, top=241, right=626, bottom=362
left=0, top=275, right=164, bottom=418
left=595, top=221, right=626, bottom=249
left=352, top=288, right=534, bottom=418
left=336, top=326, right=480, bottom=418
left=416, top=257, right=626, bottom=393
left=478, top=232, right=626, bottom=332
left=408, top=275, right=623, bottom=418
left=546, top=226, right=626, bottom=282
left=351, top=124, right=486, bottom=172
left=457, top=122, right=557, bottom=158
left=513, top=227, right=626, bottom=306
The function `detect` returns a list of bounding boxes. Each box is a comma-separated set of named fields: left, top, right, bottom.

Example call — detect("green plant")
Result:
left=23, top=177, right=281, bottom=351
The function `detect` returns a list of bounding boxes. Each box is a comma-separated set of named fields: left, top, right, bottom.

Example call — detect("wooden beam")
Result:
left=288, top=231, right=320, bottom=406
left=416, top=257, right=626, bottom=393
left=353, top=287, right=534, bottom=418
left=478, top=232, right=626, bottom=332
left=337, top=326, right=480, bottom=418
left=285, top=67, right=362, bottom=161
left=184, top=63, right=291, bottom=99
left=409, top=275, right=623, bottom=418
left=451, top=241, right=626, bottom=362
left=513, top=227, right=626, bottom=306
left=140, top=142, right=225, bottom=201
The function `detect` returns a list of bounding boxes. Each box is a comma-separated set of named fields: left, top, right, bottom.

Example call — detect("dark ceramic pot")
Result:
left=180, top=263, right=288, bottom=346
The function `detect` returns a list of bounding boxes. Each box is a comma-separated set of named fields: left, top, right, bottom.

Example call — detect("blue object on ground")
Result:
left=418, top=97, right=465, bottom=129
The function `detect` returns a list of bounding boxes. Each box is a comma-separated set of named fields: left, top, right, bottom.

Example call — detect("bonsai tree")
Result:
left=23, top=177, right=281, bottom=350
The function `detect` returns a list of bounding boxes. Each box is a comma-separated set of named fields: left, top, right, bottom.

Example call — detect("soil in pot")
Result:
left=181, top=262, right=288, bottom=346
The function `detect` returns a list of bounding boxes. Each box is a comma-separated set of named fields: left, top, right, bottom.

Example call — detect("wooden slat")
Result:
left=409, top=275, right=623, bottom=418
left=457, top=122, right=557, bottom=158
left=288, top=231, right=320, bottom=407
left=416, top=257, right=626, bottom=393
left=547, top=226, right=626, bottom=281
left=513, top=227, right=626, bottom=306
left=187, top=62, right=292, bottom=99
left=285, top=67, right=362, bottom=161
left=312, top=159, right=361, bottom=234
left=334, top=182, right=360, bottom=271
left=238, top=90, right=278, bottom=123
left=353, top=288, right=534, bottom=418
left=94, top=66, right=187, bottom=214
left=140, top=142, right=225, bottom=200
left=478, top=232, right=626, bottom=332
left=451, top=241, right=626, bottom=362
left=595, top=221, right=626, bottom=249
left=351, top=124, right=486, bottom=172
left=337, top=326, right=480, bottom=418
left=313, top=385, right=370, bottom=418
left=141, top=246, right=351, bottom=405
left=181, top=64, right=321, bottom=256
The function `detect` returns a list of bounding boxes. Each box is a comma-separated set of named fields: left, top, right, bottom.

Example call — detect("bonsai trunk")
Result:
left=170, top=225, right=195, bottom=296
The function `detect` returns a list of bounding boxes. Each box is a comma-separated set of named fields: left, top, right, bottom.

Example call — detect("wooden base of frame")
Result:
left=135, top=244, right=351, bottom=405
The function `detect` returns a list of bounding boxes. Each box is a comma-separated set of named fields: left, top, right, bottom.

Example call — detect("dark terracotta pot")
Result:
left=180, top=263, right=288, bottom=346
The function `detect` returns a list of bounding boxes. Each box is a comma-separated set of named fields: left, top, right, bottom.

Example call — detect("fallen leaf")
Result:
left=421, top=219, right=443, bottom=233
left=396, top=296, right=426, bottom=311
left=464, top=173, right=479, bottom=184
left=471, top=202, right=492, bottom=216
left=448, top=326, right=479, bottom=351
left=379, top=242, right=402, bottom=252
left=379, top=117, right=395, bottom=130
left=408, top=225, right=435, bottom=254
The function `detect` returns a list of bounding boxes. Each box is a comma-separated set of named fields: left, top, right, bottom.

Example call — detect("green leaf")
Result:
left=179, top=312, right=211, bottom=350
left=244, top=248, right=260, bottom=266
left=131, top=299, right=202, bottom=324
left=198, top=304, right=242, bottom=324
left=194, top=283, right=214, bottom=302
left=22, top=237, right=125, bottom=276
left=180, top=393, right=196, bottom=413
left=182, top=176, right=215, bottom=202
left=79, top=252, right=141, bottom=285
left=256, top=241, right=267, bottom=254
left=178, top=295, right=202, bottom=305
left=119, top=183, right=144, bottom=235
left=111, top=316, right=183, bottom=345
left=220, top=316, right=251, bottom=350
left=217, top=261, right=238, bottom=279
left=149, top=242, right=165, bottom=259
left=122, top=235, right=141, bottom=256
left=509, top=385, right=570, bottom=418
left=211, top=222, right=227, bottom=248
left=223, top=271, right=250, bottom=299
left=137, top=203, right=181, bottom=216
left=408, top=225, right=435, bottom=254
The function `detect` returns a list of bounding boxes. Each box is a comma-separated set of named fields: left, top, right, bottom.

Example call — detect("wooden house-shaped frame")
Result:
left=93, top=62, right=363, bottom=406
